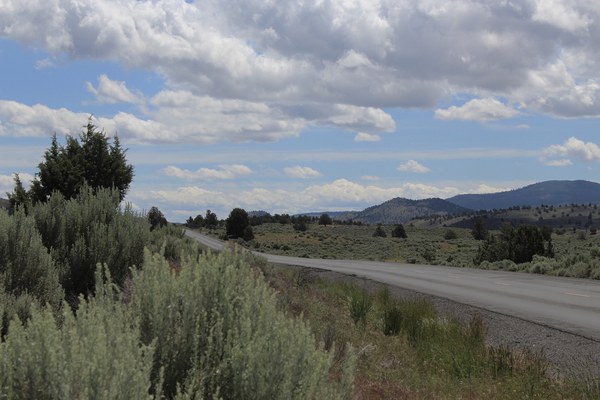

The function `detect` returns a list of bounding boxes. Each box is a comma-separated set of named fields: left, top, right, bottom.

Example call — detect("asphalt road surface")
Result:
left=185, top=229, right=600, bottom=341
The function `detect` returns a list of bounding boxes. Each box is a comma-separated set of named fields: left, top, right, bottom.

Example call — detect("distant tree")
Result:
left=226, top=208, right=251, bottom=240
left=205, top=210, right=219, bottom=229
left=20, top=120, right=133, bottom=205
left=242, top=225, right=255, bottom=241
left=148, top=206, right=168, bottom=231
left=471, top=217, right=488, bottom=240
left=391, top=224, right=407, bottom=239
left=6, top=174, right=31, bottom=213
left=475, top=223, right=551, bottom=264
left=318, top=213, right=332, bottom=226
left=373, top=224, right=387, bottom=237
left=293, top=216, right=308, bottom=232
left=444, top=229, right=458, bottom=240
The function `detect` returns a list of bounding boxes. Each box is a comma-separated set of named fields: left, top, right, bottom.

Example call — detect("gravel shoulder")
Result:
left=278, top=263, right=600, bottom=379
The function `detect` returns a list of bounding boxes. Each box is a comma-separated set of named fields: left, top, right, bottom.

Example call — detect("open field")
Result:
left=205, top=222, right=600, bottom=279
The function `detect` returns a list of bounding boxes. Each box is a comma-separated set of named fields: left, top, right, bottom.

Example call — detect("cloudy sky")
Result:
left=1, top=0, right=600, bottom=220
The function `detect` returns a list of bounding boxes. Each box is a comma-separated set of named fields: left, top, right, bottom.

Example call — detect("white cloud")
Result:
left=544, top=159, right=573, bottom=167
left=86, top=74, right=143, bottom=104
left=34, top=58, right=55, bottom=70
left=0, top=100, right=89, bottom=137
left=467, top=184, right=511, bottom=194
left=355, top=132, right=381, bottom=142
left=162, top=164, right=252, bottom=180
left=136, top=178, right=464, bottom=217
left=435, top=98, right=521, bottom=122
left=284, top=166, right=322, bottom=179
left=398, top=160, right=430, bottom=174
left=532, top=0, right=592, bottom=33
left=544, top=137, right=600, bottom=163
left=2, top=0, right=600, bottom=119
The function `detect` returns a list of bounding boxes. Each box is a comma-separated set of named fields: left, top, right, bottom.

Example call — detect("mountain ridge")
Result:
left=447, top=180, right=600, bottom=210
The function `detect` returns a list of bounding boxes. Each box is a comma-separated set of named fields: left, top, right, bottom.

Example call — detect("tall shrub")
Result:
left=0, top=209, right=63, bottom=310
left=30, top=186, right=149, bottom=296
left=0, top=280, right=154, bottom=399
left=130, top=249, right=355, bottom=399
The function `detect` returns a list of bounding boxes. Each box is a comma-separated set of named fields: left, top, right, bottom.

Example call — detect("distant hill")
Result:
left=344, top=197, right=470, bottom=225
left=298, top=211, right=360, bottom=220
left=447, top=180, right=600, bottom=211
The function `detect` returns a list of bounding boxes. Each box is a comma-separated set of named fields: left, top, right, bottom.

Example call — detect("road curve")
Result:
left=184, top=229, right=600, bottom=341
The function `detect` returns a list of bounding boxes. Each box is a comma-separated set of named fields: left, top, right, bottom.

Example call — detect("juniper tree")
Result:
left=13, top=119, right=133, bottom=206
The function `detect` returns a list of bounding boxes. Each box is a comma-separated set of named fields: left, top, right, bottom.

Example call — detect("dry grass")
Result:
left=260, top=264, right=598, bottom=399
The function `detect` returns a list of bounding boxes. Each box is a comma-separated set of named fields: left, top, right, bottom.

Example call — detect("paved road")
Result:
left=185, top=229, right=600, bottom=341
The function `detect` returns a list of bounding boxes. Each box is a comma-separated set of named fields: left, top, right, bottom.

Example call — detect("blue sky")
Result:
left=1, top=1, right=600, bottom=221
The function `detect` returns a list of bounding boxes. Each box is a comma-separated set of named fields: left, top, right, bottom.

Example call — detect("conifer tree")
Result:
left=12, top=119, right=133, bottom=206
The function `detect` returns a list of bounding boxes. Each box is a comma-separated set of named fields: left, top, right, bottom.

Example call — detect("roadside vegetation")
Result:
left=195, top=218, right=600, bottom=280
left=0, top=122, right=353, bottom=399
left=261, top=265, right=600, bottom=399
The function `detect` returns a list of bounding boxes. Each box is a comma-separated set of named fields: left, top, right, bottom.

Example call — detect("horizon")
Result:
left=1, top=1, right=600, bottom=221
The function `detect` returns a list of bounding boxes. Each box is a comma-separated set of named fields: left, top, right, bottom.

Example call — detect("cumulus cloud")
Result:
left=136, top=178, right=464, bottom=217
left=355, top=132, right=381, bottom=142
left=1, top=0, right=600, bottom=120
left=162, top=164, right=252, bottom=180
left=397, top=160, right=430, bottom=174
left=435, top=98, right=521, bottom=122
left=86, top=75, right=143, bottom=104
left=543, top=137, right=600, bottom=164
left=283, top=166, right=322, bottom=179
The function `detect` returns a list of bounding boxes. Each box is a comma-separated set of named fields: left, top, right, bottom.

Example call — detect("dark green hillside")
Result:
left=448, top=180, right=600, bottom=210
left=351, top=197, right=471, bottom=224
left=0, top=198, right=9, bottom=210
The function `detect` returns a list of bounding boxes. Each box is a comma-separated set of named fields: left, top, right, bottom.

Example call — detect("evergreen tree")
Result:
left=14, top=119, right=133, bottom=206
left=293, top=216, right=308, bottom=232
left=373, top=224, right=387, bottom=237
left=6, top=174, right=30, bottom=213
left=391, top=224, right=407, bottom=238
left=226, top=208, right=251, bottom=240
left=471, top=217, right=488, bottom=240
left=148, top=206, right=168, bottom=231
left=204, top=210, right=218, bottom=229
left=318, top=213, right=332, bottom=226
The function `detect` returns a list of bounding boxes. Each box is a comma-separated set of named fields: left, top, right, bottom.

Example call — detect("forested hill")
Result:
left=447, top=180, right=600, bottom=211
left=348, top=197, right=470, bottom=224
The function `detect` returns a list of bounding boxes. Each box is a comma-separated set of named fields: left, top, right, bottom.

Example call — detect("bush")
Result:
left=346, top=285, right=373, bottom=326
left=373, top=224, right=387, bottom=238
left=0, top=273, right=154, bottom=399
left=29, top=186, right=150, bottom=297
left=0, top=209, right=63, bottom=311
left=391, top=224, right=407, bottom=238
left=444, top=229, right=458, bottom=240
left=130, top=249, right=354, bottom=399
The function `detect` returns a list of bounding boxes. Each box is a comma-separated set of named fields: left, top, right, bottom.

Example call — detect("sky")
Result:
left=1, top=0, right=600, bottom=221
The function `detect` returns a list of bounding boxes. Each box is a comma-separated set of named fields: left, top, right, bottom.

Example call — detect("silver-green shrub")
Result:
left=0, top=273, right=154, bottom=399
left=0, top=209, right=63, bottom=333
left=30, top=186, right=150, bottom=296
left=130, top=249, right=355, bottom=399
